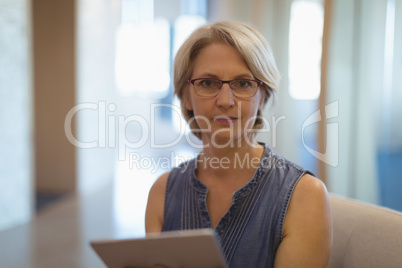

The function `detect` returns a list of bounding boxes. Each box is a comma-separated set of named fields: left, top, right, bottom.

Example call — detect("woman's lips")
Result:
left=213, top=116, right=238, bottom=125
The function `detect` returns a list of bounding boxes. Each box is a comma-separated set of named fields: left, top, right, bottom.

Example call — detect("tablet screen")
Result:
left=90, top=229, right=227, bottom=268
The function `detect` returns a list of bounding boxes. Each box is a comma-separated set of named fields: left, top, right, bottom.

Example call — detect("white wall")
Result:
left=326, top=0, right=385, bottom=203
left=76, top=0, right=121, bottom=194
left=0, top=0, right=33, bottom=231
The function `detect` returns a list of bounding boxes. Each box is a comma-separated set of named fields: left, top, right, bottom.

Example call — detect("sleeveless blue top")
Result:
left=161, top=146, right=312, bottom=267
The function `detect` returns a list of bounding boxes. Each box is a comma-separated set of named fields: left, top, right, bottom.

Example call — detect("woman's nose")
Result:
left=216, top=84, right=235, bottom=108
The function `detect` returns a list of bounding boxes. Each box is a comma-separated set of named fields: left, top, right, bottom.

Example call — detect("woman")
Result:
left=145, top=21, right=332, bottom=267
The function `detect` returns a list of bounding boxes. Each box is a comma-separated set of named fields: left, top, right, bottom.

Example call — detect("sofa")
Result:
left=328, top=194, right=402, bottom=267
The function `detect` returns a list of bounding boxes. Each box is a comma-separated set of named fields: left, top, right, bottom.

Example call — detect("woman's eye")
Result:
left=200, top=79, right=217, bottom=88
left=201, top=80, right=211, bottom=87
left=238, top=80, right=251, bottom=88
left=232, top=80, right=251, bottom=88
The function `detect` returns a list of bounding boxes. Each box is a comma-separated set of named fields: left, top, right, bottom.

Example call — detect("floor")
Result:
left=0, top=141, right=198, bottom=268
left=0, top=185, right=124, bottom=268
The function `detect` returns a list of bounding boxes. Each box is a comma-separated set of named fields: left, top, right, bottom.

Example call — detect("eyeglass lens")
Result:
left=192, top=79, right=258, bottom=97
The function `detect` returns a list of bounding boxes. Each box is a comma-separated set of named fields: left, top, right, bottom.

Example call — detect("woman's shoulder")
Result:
left=275, top=173, right=332, bottom=266
left=285, top=173, right=331, bottom=235
left=145, top=171, right=170, bottom=233
left=152, top=171, right=170, bottom=192
left=145, top=157, right=197, bottom=233
left=290, top=173, right=329, bottom=211
left=294, top=173, right=327, bottom=194
left=263, top=147, right=307, bottom=171
left=149, top=155, right=196, bottom=200
left=260, top=147, right=313, bottom=183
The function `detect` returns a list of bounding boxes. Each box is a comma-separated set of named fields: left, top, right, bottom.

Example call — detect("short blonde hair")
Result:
left=174, top=21, right=280, bottom=139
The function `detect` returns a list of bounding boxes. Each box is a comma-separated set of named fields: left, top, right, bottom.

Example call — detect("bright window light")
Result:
left=288, top=0, right=324, bottom=100
left=115, top=0, right=170, bottom=98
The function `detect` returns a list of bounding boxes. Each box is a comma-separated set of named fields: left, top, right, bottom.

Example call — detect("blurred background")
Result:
left=0, top=0, right=401, bottom=267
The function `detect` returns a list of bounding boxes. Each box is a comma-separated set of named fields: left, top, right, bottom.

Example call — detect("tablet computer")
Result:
left=90, top=229, right=228, bottom=268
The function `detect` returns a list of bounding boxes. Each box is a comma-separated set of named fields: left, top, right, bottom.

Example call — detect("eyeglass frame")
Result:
left=187, top=78, right=264, bottom=98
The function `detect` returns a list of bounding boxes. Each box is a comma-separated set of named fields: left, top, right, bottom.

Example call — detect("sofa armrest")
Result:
left=328, top=194, right=402, bottom=268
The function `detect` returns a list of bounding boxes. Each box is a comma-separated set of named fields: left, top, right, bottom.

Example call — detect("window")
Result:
left=288, top=0, right=324, bottom=100
left=115, top=0, right=170, bottom=98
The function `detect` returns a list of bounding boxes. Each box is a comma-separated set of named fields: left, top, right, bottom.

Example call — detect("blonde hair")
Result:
left=174, top=21, right=280, bottom=139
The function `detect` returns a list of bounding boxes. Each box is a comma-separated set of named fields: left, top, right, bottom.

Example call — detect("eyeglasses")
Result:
left=188, top=78, right=263, bottom=98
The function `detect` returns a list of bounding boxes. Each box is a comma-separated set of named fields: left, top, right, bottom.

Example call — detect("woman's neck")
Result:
left=197, top=137, right=265, bottom=177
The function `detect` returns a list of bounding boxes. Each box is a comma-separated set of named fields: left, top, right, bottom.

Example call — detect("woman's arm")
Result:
left=145, top=172, right=170, bottom=234
left=274, top=174, right=333, bottom=268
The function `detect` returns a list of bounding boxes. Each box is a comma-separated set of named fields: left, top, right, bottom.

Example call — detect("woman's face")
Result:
left=185, top=43, right=265, bottom=147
